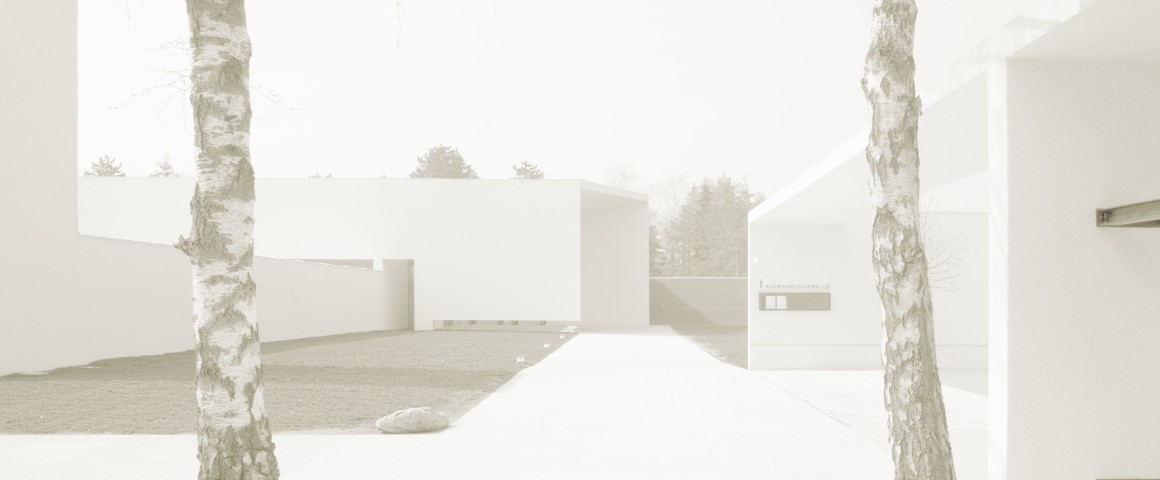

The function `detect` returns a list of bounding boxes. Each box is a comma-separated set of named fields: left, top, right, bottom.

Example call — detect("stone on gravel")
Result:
left=375, top=407, right=450, bottom=434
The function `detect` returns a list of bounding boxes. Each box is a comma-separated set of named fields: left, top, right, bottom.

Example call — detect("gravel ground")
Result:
left=0, top=329, right=573, bottom=434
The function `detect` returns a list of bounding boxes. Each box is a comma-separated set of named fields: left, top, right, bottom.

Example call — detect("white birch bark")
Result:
left=176, top=0, right=279, bottom=478
left=862, top=1, right=957, bottom=479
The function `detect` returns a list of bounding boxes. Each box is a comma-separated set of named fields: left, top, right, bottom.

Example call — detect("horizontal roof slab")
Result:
left=751, top=75, right=988, bottom=224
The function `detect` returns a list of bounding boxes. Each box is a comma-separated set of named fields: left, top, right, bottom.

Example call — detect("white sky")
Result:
left=78, top=0, right=1032, bottom=196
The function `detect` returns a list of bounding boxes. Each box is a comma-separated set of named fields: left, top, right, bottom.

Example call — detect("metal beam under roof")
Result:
left=1096, top=198, right=1160, bottom=227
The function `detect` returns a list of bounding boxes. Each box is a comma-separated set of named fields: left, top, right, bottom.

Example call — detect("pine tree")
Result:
left=83, top=155, right=127, bottom=177
left=512, top=160, right=544, bottom=179
left=659, top=175, right=762, bottom=277
left=409, top=145, right=479, bottom=178
left=148, top=154, right=181, bottom=177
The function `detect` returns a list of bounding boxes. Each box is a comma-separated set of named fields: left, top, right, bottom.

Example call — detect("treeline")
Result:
left=408, top=144, right=543, bottom=179
left=651, top=176, right=763, bottom=277
left=83, top=145, right=545, bottom=180
left=82, top=155, right=179, bottom=177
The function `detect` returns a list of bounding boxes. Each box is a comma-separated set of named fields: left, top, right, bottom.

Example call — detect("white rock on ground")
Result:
left=375, top=407, right=450, bottom=434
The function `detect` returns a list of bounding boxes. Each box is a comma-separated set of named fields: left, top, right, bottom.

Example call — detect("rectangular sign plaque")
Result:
left=759, top=292, right=831, bottom=311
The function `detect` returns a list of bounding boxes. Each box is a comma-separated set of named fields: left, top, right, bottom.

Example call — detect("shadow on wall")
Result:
left=649, top=278, right=747, bottom=325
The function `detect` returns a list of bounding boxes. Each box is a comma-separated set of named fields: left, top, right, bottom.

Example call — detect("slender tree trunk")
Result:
left=176, top=1, right=279, bottom=478
left=862, top=1, right=956, bottom=479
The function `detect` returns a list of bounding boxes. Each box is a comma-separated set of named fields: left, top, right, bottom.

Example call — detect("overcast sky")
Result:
left=78, top=0, right=1033, bottom=197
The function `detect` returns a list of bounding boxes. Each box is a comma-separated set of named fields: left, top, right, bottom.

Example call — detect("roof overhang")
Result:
left=580, top=181, right=649, bottom=212
left=1011, top=0, right=1160, bottom=63
left=750, top=74, right=988, bottom=224
left=750, top=0, right=1153, bottom=225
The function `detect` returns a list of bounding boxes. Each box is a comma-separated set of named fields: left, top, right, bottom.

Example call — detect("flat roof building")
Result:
left=78, top=177, right=650, bottom=332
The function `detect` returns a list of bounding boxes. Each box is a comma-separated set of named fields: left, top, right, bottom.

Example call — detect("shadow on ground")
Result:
left=650, top=278, right=748, bottom=369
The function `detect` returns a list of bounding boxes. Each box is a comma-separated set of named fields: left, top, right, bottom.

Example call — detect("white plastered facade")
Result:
left=78, top=177, right=650, bottom=332
left=748, top=0, right=1160, bottom=478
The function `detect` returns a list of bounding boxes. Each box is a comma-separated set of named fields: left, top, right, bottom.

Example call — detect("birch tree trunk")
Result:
left=176, top=1, right=279, bottom=478
left=861, top=1, right=956, bottom=479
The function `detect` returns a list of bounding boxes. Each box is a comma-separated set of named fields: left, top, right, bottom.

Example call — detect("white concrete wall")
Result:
left=0, top=2, right=404, bottom=376
left=928, top=212, right=990, bottom=363
left=0, top=0, right=85, bottom=375
left=255, top=256, right=405, bottom=340
left=79, top=178, right=635, bottom=329
left=581, top=203, right=650, bottom=326
left=359, top=180, right=582, bottom=327
left=748, top=221, right=882, bottom=369
left=748, top=212, right=989, bottom=370
left=994, top=60, right=1160, bottom=480
left=77, top=177, right=193, bottom=245
left=1, top=235, right=401, bottom=376
left=381, top=259, right=414, bottom=329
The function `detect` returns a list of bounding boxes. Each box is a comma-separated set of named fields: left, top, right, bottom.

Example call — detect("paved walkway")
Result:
left=0, top=327, right=977, bottom=479
left=754, top=370, right=988, bottom=480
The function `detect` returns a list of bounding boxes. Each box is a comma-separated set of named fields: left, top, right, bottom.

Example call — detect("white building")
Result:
left=78, top=177, right=650, bottom=332
left=0, top=3, right=647, bottom=376
left=4, top=1, right=1159, bottom=478
left=749, top=0, right=1160, bottom=478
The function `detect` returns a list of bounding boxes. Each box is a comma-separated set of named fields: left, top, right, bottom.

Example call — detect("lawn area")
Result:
left=668, top=325, right=747, bottom=369
left=0, top=329, right=572, bottom=434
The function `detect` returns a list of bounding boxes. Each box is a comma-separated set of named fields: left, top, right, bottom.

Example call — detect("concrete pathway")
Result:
left=0, top=327, right=901, bottom=479
left=754, top=370, right=988, bottom=480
